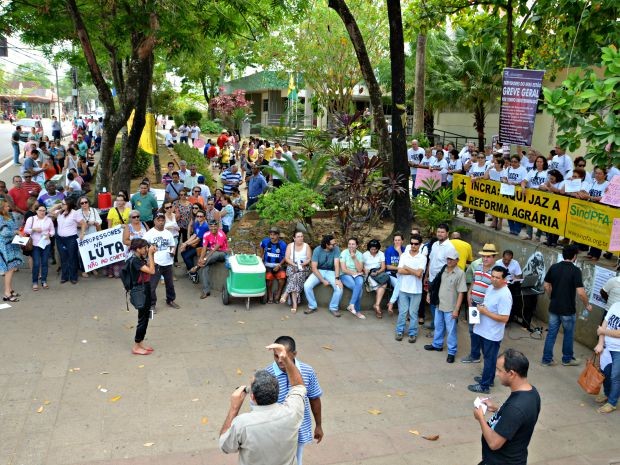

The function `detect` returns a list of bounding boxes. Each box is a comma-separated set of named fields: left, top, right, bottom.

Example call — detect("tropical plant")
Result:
left=201, top=119, right=223, bottom=134
left=326, top=151, right=407, bottom=238
left=112, top=144, right=151, bottom=179
left=261, top=152, right=330, bottom=191
left=260, top=118, right=295, bottom=143
left=298, top=135, right=330, bottom=159
left=255, top=182, right=324, bottom=242
left=412, top=178, right=462, bottom=236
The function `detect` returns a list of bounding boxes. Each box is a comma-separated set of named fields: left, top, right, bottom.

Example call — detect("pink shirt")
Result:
left=56, top=210, right=83, bottom=237
left=202, top=230, right=228, bottom=252
left=23, top=215, right=55, bottom=247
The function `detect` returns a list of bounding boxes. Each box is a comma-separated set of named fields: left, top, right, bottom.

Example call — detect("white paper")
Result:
left=469, top=306, right=481, bottom=324
left=0, top=303, right=11, bottom=309
left=11, top=235, right=29, bottom=246
left=474, top=396, right=488, bottom=414
left=37, top=236, right=51, bottom=249
left=591, top=266, right=617, bottom=308
left=500, top=183, right=516, bottom=196
left=564, top=179, right=582, bottom=193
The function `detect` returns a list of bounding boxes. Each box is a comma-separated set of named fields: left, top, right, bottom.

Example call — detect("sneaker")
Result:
left=424, top=344, right=443, bottom=352
left=446, top=354, right=455, bottom=363
left=395, top=333, right=403, bottom=341
left=474, top=376, right=494, bottom=387
left=330, top=310, right=342, bottom=318
left=408, top=335, right=417, bottom=343
left=461, top=355, right=481, bottom=364
left=541, top=360, right=557, bottom=367
left=562, top=358, right=581, bottom=366
left=189, top=272, right=199, bottom=284
left=595, top=394, right=608, bottom=404
left=597, top=403, right=617, bottom=414
left=467, top=383, right=490, bottom=394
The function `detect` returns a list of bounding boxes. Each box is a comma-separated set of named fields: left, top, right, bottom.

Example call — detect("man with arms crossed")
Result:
left=473, top=348, right=541, bottom=465
left=220, top=343, right=307, bottom=465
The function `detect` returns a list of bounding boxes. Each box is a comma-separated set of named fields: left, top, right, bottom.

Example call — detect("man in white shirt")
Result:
left=220, top=343, right=306, bottom=465
left=468, top=265, right=512, bottom=394
left=143, top=212, right=179, bottom=310
left=183, top=164, right=201, bottom=190
left=407, top=139, right=426, bottom=193
left=395, top=233, right=427, bottom=343
left=425, top=223, right=457, bottom=330
left=177, top=160, right=190, bottom=181
left=190, top=123, right=201, bottom=144
left=549, top=145, right=572, bottom=177
left=495, top=250, right=522, bottom=284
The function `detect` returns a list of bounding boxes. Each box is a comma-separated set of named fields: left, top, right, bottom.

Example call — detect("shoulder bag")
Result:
left=577, top=353, right=605, bottom=395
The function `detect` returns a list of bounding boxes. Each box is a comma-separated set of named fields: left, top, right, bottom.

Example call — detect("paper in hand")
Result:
left=474, top=396, right=488, bottom=414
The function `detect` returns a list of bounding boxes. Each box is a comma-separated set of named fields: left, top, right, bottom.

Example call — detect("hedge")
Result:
left=173, top=143, right=216, bottom=191
left=111, top=143, right=151, bottom=178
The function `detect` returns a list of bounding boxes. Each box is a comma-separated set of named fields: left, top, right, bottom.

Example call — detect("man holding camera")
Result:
left=220, top=343, right=307, bottom=465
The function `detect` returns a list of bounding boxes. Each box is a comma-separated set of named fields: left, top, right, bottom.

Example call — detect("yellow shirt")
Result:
left=221, top=148, right=230, bottom=164
left=451, top=238, right=474, bottom=270
left=263, top=147, right=274, bottom=161
left=106, top=206, right=131, bottom=227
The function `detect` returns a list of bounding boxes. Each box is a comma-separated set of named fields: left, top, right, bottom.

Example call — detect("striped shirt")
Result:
left=221, top=169, right=242, bottom=195
left=266, top=359, right=322, bottom=445
left=470, top=264, right=493, bottom=305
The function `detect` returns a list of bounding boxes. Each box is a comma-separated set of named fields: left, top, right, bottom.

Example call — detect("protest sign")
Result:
left=415, top=168, right=442, bottom=189
left=601, top=175, right=620, bottom=207
left=565, top=198, right=619, bottom=251
left=77, top=226, right=126, bottom=271
left=590, top=265, right=617, bottom=308
left=453, top=174, right=568, bottom=235
left=499, top=68, right=545, bottom=146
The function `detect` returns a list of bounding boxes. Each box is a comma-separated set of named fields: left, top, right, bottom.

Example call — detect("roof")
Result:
left=222, top=71, right=304, bottom=93
left=0, top=81, right=58, bottom=103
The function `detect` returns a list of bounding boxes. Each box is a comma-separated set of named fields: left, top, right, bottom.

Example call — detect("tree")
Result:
left=209, top=89, right=253, bottom=132
left=14, top=62, right=52, bottom=88
left=542, top=45, right=620, bottom=168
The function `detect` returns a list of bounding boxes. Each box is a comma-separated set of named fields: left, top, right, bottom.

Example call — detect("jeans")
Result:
left=480, top=337, right=501, bottom=389
left=304, top=270, right=343, bottom=312
left=432, top=310, right=458, bottom=355
left=149, top=264, right=176, bottom=306
left=427, top=303, right=437, bottom=330
left=181, top=246, right=198, bottom=270
left=135, top=283, right=152, bottom=343
left=31, top=245, right=51, bottom=284
left=468, top=324, right=482, bottom=360
left=12, top=142, right=20, bottom=164
left=199, top=251, right=226, bottom=293
left=396, top=292, right=422, bottom=336
left=542, top=312, right=576, bottom=363
left=57, top=235, right=79, bottom=282
left=603, top=351, right=620, bottom=407
left=388, top=274, right=400, bottom=304
left=340, top=274, right=364, bottom=312
left=508, top=219, right=523, bottom=234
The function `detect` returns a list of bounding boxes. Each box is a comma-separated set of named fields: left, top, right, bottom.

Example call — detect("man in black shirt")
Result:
left=541, top=245, right=592, bottom=366
left=474, top=349, right=540, bottom=465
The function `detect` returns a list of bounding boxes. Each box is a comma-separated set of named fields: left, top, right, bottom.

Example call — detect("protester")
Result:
left=363, top=239, right=388, bottom=319
left=339, top=237, right=366, bottom=319
left=384, top=233, right=405, bottom=315
left=180, top=208, right=210, bottom=283
left=219, top=343, right=306, bottom=465
left=126, top=239, right=156, bottom=355
left=50, top=197, right=85, bottom=284
left=264, top=336, right=323, bottom=465
left=425, top=223, right=457, bottom=330
left=0, top=199, right=24, bottom=301
left=143, top=212, right=179, bottom=311
left=106, top=193, right=131, bottom=278
left=395, top=234, right=427, bottom=343
left=23, top=204, right=54, bottom=291
left=197, top=220, right=228, bottom=299
left=122, top=210, right=149, bottom=247
left=220, top=195, right=234, bottom=233
left=260, top=227, right=287, bottom=304
left=473, top=349, right=541, bottom=463
left=280, top=231, right=312, bottom=314
left=78, top=196, right=102, bottom=277
left=594, top=301, right=620, bottom=414
left=247, top=165, right=268, bottom=210
left=130, top=182, right=158, bottom=227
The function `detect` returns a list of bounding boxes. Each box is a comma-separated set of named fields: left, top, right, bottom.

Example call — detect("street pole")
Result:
left=71, top=66, right=79, bottom=116
left=53, top=63, right=61, bottom=119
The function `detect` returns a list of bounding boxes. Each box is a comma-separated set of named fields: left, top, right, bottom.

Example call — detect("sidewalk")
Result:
left=0, top=263, right=618, bottom=465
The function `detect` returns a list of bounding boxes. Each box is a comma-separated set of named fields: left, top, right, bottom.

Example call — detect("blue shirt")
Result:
left=248, top=173, right=268, bottom=198
left=192, top=220, right=209, bottom=240
left=260, top=238, right=287, bottom=268
left=265, top=359, right=322, bottom=445
left=384, top=245, right=405, bottom=275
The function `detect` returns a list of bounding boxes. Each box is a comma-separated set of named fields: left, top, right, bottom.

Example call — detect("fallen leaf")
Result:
left=97, top=385, right=102, bottom=390
left=36, top=406, right=44, bottom=413
left=396, top=391, right=407, bottom=397
left=236, top=368, right=242, bottom=375
left=281, top=317, right=285, bottom=321
left=321, top=345, right=334, bottom=351
left=109, top=395, right=121, bottom=403
left=409, top=430, right=420, bottom=436
left=43, top=400, right=50, bottom=405
left=237, top=321, right=245, bottom=324
left=191, top=398, right=199, bottom=402
left=386, top=394, right=392, bottom=398
left=422, top=434, right=439, bottom=441
left=138, top=365, right=145, bottom=368
left=376, top=379, right=383, bottom=383
left=173, top=424, right=183, bottom=427
left=100, top=388, right=108, bottom=393
left=99, top=371, right=109, bottom=375
left=367, top=409, right=382, bottom=415
left=143, top=442, right=155, bottom=447
left=93, top=316, right=99, bottom=320
left=580, top=403, right=585, bottom=407
left=284, top=315, right=289, bottom=319
left=81, top=340, right=87, bottom=344
left=201, top=417, right=209, bottom=425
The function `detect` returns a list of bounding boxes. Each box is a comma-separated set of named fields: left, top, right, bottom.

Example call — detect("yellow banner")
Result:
left=565, top=199, right=618, bottom=251
left=453, top=174, right=568, bottom=235
left=127, top=110, right=157, bottom=155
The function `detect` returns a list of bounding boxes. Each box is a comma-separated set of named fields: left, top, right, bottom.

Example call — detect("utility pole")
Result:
left=53, top=63, right=61, bottom=119
left=71, top=66, right=79, bottom=116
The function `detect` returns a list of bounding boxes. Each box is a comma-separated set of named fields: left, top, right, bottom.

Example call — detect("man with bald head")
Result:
left=408, top=139, right=426, bottom=196
left=450, top=231, right=473, bottom=271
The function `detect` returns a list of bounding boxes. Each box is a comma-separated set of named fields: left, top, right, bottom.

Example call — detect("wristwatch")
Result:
left=335, top=276, right=341, bottom=280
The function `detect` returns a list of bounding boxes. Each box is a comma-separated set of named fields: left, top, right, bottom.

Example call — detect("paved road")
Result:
left=0, top=263, right=618, bottom=465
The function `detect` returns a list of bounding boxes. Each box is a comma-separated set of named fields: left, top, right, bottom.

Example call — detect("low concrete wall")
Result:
left=453, top=218, right=619, bottom=349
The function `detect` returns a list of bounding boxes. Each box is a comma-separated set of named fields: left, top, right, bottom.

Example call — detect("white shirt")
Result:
left=428, top=239, right=457, bottom=282
left=431, top=157, right=449, bottom=183
left=549, top=154, right=572, bottom=176
left=526, top=169, right=547, bottom=189
left=362, top=250, right=385, bottom=272
left=447, top=158, right=462, bottom=182
left=190, top=125, right=200, bottom=138
left=143, top=227, right=175, bottom=266
left=474, top=285, right=512, bottom=341
left=603, top=277, right=620, bottom=308
left=419, top=155, right=436, bottom=168
left=488, top=168, right=505, bottom=182
left=503, top=165, right=528, bottom=185
left=468, top=163, right=487, bottom=179
left=604, top=302, right=620, bottom=352
left=607, top=168, right=619, bottom=182
left=397, top=251, right=427, bottom=294
left=407, top=147, right=425, bottom=175
left=495, top=258, right=522, bottom=283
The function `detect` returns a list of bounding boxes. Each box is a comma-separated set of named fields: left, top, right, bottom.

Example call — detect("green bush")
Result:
left=173, top=143, right=216, bottom=191
left=173, top=115, right=183, bottom=127
left=16, top=109, right=27, bottom=119
left=200, top=119, right=223, bottom=135
left=112, top=143, right=152, bottom=178
left=183, top=108, right=203, bottom=124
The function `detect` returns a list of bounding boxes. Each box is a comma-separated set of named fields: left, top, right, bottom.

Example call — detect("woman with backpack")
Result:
left=125, top=238, right=156, bottom=355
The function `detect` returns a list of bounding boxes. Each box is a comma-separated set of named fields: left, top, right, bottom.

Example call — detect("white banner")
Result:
left=77, top=226, right=126, bottom=271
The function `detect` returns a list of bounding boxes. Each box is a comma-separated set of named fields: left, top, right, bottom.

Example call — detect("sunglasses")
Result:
left=410, top=242, right=420, bottom=246
left=164, top=206, right=172, bottom=210
left=80, top=201, right=89, bottom=205
left=192, top=206, right=200, bottom=209
left=131, top=215, right=140, bottom=219
left=196, top=215, right=205, bottom=218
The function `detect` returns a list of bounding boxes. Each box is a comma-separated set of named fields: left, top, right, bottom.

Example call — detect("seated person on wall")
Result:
left=259, top=227, right=288, bottom=304
left=197, top=220, right=229, bottom=299
left=180, top=208, right=210, bottom=283
left=303, top=234, right=344, bottom=317
left=363, top=239, right=388, bottom=319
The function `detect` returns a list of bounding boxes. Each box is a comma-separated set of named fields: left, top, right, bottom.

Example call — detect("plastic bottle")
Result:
left=579, top=308, right=589, bottom=320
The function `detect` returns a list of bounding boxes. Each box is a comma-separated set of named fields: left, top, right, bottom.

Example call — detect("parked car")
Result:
left=13, top=118, right=44, bottom=142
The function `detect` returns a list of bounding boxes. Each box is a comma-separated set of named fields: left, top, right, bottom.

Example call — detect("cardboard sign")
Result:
left=601, top=175, right=620, bottom=207
left=414, top=168, right=442, bottom=189
left=77, top=226, right=126, bottom=271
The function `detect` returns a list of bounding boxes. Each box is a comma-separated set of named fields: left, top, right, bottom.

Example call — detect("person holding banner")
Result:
left=78, top=196, right=102, bottom=278
left=579, top=167, right=610, bottom=261
left=467, top=152, right=488, bottom=224
left=446, top=149, right=462, bottom=186
left=484, top=157, right=506, bottom=231
left=523, top=155, right=549, bottom=241
left=127, top=238, right=157, bottom=355
left=51, top=197, right=86, bottom=284
left=501, top=155, right=528, bottom=237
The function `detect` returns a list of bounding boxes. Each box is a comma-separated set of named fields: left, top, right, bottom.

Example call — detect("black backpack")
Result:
left=120, top=256, right=140, bottom=310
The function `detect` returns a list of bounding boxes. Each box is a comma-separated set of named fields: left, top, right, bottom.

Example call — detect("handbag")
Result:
left=129, top=284, right=147, bottom=310
left=367, top=268, right=390, bottom=286
left=577, top=353, right=605, bottom=395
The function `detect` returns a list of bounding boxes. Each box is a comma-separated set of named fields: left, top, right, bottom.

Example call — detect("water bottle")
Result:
left=579, top=308, right=589, bottom=320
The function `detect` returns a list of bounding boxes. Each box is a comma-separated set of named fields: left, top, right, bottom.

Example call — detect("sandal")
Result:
left=10, top=291, right=20, bottom=297
left=42, top=282, right=49, bottom=289
left=3, top=295, right=19, bottom=302
left=32, top=284, right=39, bottom=291
left=374, top=305, right=383, bottom=319
left=290, top=307, right=297, bottom=314
left=279, top=294, right=288, bottom=304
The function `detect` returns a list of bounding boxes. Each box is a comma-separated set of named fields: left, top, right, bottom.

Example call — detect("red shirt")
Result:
left=207, top=145, right=219, bottom=159
left=216, top=134, right=228, bottom=149
left=9, top=187, right=30, bottom=212
left=22, top=180, right=41, bottom=195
